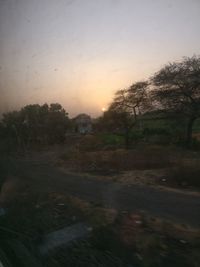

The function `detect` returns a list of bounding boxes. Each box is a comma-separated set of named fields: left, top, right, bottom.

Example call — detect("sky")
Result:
left=0, top=0, right=200, bottom=117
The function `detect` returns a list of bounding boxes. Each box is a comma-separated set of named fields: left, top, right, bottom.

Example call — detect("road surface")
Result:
left=4, top=158, right=200, bottom=228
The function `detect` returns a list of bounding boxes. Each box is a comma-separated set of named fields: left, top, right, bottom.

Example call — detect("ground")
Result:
left=1, top=141, right=200, bottom=266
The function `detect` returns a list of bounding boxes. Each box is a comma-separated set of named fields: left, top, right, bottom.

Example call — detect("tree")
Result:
left=151, top=55, right=200, bottom=147
left=1, top=110, right=26, bottom=150
left=47, top=103, right=69, bottom=143
left=105, top=81, right=151, bottom=148
left=1, top=103, right=70, bottom=150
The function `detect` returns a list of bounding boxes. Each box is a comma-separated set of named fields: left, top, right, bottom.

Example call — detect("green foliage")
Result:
left=97, top=81, right=151, bottom=148
left=130, top=129, right=144, bottom=141
left=99, top=133, right=124, bottom=146
left=95, top=56, right=200, bottom=149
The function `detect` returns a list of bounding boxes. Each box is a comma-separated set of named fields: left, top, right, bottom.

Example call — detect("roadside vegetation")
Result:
left=1, top=56, right=200, bottom=190
left=1, top=189, right=200, bottom=267
left=58, top=136, right=200, bottom=191
left=0, top=55, right=200, bottom=266
left=46, top=211, right=200, bottom=267
left=1, top=56, right=200, bottom=152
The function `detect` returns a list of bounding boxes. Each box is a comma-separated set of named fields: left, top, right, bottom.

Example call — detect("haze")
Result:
left=0, top=0, right=200, bottom=117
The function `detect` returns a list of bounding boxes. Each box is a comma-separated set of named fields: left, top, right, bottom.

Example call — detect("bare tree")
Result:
left=151, top=55, right=200, bottom=147
left=108, top=81, right=150, bottom=148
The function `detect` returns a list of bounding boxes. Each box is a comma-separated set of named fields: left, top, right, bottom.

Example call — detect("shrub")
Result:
left=60, top=147, right=172, bottom=174
left=166, top=161, right=200, bottom=189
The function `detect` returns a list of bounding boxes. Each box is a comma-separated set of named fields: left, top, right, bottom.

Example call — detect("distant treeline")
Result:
left=0, top=103, right=70, bottom=150
left=1, top=55, right=200, bottom=151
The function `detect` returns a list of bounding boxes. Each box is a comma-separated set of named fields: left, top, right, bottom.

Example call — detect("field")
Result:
left=0, top=135, right=200, bottom=266
left=58, top=134, right=200, bottom=191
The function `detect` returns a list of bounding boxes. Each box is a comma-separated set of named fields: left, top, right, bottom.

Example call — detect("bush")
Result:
left=100, top=134, right=124, bottom=147
left=166, top=162, right=200, bottom=189
left=191, top=138, right=200, bottom=150
left=60, top=147, right=172, bottom=174
left=76, top=134, right=124, bottom=152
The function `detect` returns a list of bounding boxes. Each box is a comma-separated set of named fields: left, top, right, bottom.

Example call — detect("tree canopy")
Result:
left=152, top=55, right=200, bottom=146
left=100, top=81, right=151, bottom=148
left=1, top=103, right=70, bottom=149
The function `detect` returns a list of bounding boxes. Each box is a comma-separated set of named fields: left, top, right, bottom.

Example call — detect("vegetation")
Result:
left=0, top=56, right=200, bottom=151
left=0, top=55, right=200, bottom=267
left=97, top=81, right=151, bottom=148
left=0, top=103, right=70, bottom=152
left=151, top=55, right=200, bottom=147
left=96, top=55, right=200, bottom=149
left=166, top=162, right=200, bottom=189
left=2, top=189, right=200, bottom=267
left=59, top=145, right=172, bottom=174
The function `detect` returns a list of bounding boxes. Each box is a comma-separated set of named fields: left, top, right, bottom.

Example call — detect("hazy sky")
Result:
left=0, top=0, right=200, bottom=117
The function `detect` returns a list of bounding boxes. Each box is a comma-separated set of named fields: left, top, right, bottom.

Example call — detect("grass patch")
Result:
left=59, top=146, right=173, bottom=174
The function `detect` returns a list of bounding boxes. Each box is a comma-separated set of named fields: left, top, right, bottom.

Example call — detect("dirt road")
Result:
left=6, top=158, right=200, bottom=228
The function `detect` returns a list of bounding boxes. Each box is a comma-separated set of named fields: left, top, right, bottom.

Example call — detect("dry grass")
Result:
left=59, top=146, right=173, bottom=174
left=2, top=178, right=199, bottom=267
left=45, top=201, right=200, bottom=267
left=59, top=143, right=200, bottom=191
left=88, top=210, right=200, bottom=267
left=165, top=160, right=200, bottom=190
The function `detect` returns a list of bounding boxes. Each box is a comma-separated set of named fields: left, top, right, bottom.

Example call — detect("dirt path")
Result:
left=7, top=158, right=200, bottom=228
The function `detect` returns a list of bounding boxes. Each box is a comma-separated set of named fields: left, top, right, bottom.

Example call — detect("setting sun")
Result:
left=102, top=107, right=106, bottom=112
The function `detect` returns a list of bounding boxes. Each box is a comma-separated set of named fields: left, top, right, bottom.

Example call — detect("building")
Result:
left=74, top=113, right=92, bottom=134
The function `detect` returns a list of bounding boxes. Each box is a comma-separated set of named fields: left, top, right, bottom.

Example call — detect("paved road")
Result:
left=6, top=158, right=200, bottom=228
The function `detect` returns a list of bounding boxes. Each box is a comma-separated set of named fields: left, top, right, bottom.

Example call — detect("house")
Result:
left=74, top=113, right=92, bottom=134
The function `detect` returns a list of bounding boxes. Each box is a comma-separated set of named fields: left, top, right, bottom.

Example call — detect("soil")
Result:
left=2, top=155, right=200, bottom=228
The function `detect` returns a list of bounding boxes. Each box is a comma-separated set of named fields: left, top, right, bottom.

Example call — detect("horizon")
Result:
left=0, top=0, right=200, bottom=117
